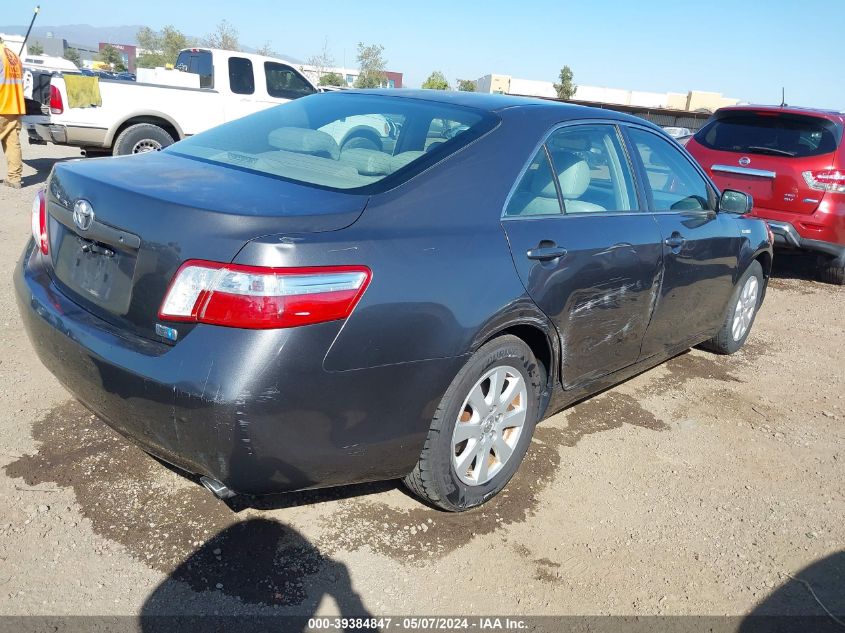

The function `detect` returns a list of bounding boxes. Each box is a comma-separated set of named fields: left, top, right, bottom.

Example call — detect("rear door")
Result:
left=688, top=111, right=842, bottom=216
left=625, top=125, right=739, bottom=357
left=502, top=122, right=663, bottom=389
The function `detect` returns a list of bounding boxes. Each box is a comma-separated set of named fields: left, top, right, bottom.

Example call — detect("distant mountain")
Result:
left=0, top=23, right=302, bottom=62
left=0, top=24, right=145, bottom=46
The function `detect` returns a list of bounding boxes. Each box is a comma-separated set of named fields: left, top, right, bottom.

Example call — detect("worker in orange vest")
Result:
left=0, top=36, right=26, bottom=189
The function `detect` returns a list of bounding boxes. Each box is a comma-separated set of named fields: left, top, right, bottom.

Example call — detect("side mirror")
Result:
left=719, top=189, right=753, bottom=214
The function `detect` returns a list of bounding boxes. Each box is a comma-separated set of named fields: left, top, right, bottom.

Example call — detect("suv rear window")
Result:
left=695, top=112, right=841, bottom=158
left=168, top=93, right=498, bottom=192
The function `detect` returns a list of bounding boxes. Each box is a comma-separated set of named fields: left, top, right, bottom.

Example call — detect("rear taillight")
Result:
left=159, top=261, right=371, bottom=329
left=30, top=190, right=48, bottom=255
left=49, top=85, right=63, bottom=114
left=803, top=169, right=845, bottom=194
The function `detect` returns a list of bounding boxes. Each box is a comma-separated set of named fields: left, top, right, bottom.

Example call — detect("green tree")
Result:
left=457, top=79, right=476, bottom=92
left=319, top=71, right=344, bottom=87
left=203, top=19, right=240, bottom=51
left=553, top=65, right=576, bottom=100
left=422, top=71, right=450, bottom=90
left=353, top=42, right=387, bottom=88
left=63, top=47, right=81, bottom=67
left=98, top=44, right=127, bottom=72
left=28, top=41, right=44, bottom=55
left=137, top=25, right=189, bottom=68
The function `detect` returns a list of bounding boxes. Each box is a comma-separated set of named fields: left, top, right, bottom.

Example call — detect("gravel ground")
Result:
left=0, top=142, right=842, bottom=622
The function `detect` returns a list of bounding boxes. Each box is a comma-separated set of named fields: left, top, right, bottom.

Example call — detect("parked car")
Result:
left=22, top=48, right=319, bottom=156
left=15, top=91, right=772, bottom=511
left=686, top=105, right=845, bottom=284
left=663, top=126, right=692, bottom=139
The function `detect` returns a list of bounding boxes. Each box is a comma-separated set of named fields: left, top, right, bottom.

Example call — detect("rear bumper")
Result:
left=14, top=242, right=460, bottom=495
left=29, top=123, right=108, bottom=148
left=766, top=220, right=845, bottom=261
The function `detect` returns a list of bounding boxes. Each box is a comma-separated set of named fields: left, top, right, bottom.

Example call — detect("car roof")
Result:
left=715, top=104, right=845, bottom=122
left=351, top=88, right=656, bottom=127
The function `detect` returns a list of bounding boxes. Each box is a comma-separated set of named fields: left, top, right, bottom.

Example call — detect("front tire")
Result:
left=700, top=260, right=764, bottom=355
left=403, top=335, right=545, bottom=512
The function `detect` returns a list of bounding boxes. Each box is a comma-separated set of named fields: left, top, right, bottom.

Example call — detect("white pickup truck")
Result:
left=25, top=47, right=396, bottom=156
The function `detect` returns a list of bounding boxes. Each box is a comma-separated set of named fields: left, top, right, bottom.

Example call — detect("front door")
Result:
left=502, top=123, right=663, bottom=389
left=624, top=126, right=740, bottom=358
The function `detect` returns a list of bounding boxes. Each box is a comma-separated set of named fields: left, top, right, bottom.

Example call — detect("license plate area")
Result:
left=51, top=220, right=138, bottom=315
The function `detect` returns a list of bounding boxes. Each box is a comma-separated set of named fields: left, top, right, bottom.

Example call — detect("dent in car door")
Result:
left=501, top=123, right=663, bottom=389
left=625, top=126, right=740, bottom=357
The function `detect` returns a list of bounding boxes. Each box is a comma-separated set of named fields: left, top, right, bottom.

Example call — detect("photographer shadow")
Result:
left=141, top=517, right=375, bottom=633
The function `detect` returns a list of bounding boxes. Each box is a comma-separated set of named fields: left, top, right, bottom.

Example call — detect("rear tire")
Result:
left=113, top=123, right=175, bottom=156
left=818, top=257, right=845, bottom=285
left=700, top=261, right=764, bottom=355
left=403, top=335, right=545, bottom=512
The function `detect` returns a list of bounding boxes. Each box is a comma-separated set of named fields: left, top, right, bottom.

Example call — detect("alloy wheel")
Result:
left=731, top=275, right=759, bottom=341
left=451, top=365, right=528, bottom=486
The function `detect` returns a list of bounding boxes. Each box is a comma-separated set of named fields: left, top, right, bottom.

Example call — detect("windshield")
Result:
left=168, top=93, right=498, bottom=192
left=694, top=112, right=841, bottom=158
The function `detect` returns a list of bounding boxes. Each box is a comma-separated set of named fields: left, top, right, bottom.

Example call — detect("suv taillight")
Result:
left=159, top=261, right=371, bottom=329
left=30, top=190, right=48, bottom=255
left=49, top=85, right=63, bottom=115
left=803, top=169, right=845, bottom=194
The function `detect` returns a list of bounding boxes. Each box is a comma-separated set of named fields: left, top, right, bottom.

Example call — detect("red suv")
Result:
left=687, top=106, right=845, bottom=284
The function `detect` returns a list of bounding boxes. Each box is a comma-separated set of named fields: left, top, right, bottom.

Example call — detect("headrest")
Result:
left=268, top=127, right=340, bottom=160
left=340, top=148, right=392, bottom=176
left=389, top=151, right=426, bottom=172
left=553, top=152, right=591, bottom=199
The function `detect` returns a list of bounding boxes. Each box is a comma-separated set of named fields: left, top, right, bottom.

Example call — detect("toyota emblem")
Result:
left=738, top=156, right=751, bottom=167
left=73, top=199, right=94, bottom=232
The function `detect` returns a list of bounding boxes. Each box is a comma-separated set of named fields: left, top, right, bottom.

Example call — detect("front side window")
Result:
left=546, top=124, right=638, bottom=213
left=629, top=127, right=713, bottom=211
left=265, top=62, right=315, bottom=99
left=168, top=93, right=498, bottom=192
left=228, top=57, right=255, bottom=95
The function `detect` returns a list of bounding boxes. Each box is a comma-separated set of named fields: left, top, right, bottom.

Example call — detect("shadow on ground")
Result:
left=140, top=518, right=374, bottom=631
left=22, top=154, right=78, bottom=187
left=741, top=550, right=845, bottom=632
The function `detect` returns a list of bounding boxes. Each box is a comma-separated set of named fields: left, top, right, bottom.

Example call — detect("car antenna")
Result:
left=780, top=87, right=787, bottom=107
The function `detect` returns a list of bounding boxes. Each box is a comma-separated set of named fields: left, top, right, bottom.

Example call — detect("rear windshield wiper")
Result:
left=746, top=146, right=796, bottom=157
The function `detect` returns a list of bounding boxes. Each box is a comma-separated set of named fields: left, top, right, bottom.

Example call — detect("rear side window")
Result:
left=505, top=148, right=561, bottom=216
left=695, top=113, right=841, bottom=158
left=228, top=57, right=255, bottom=95
left=168, top=93, right=498, bottom=193
left=175, top=50, right=214, bottom=89
left=265, top=62, right=315, bottom=99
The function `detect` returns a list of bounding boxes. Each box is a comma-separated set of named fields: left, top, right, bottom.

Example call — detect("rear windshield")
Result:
left=168, top=93, right=498, bottom=192
left=694, top=112, right=841, bottom=158
left=174, top=50, right=213, bottom=89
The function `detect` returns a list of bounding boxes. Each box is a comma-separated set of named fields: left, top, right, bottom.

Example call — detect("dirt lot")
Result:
left=0, top=143, right=842, bottom=623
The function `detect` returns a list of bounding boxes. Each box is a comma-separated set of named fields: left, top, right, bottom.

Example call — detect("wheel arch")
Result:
left=470, top=305, right=559, bottom=417
left=106, top=112, right=184, bottom=148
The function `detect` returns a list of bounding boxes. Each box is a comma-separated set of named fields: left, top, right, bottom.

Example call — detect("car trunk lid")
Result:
left=45, top=151, right=367, bottom=342
left=689, top=110, right=842, bottom=215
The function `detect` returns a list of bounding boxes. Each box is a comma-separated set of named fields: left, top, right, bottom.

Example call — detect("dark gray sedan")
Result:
left=16, top=90, right=772, bottom=511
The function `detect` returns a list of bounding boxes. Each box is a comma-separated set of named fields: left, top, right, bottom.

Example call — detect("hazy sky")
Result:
left=7, top=0, right=843, bottom=109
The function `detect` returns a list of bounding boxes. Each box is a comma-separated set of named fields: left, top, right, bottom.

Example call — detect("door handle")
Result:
left=527, top=242, right=568, bottom=261
left=664, top=234, right=685, bottom=249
